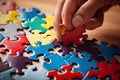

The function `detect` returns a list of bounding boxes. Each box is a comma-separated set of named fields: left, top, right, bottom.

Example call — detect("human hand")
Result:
left=54, top=0, right=120, bottom=41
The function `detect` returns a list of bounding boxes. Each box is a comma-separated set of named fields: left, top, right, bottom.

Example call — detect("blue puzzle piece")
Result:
left=16, top=65, right=49, bottom=80
left=66, top=52, right=97, bottom=75
left=42, top=53, right=69, bottom=71
left=0, top=68, right=15, bottom=80
left=25, top=42, right=53, bottom=61
left=96, top=41, right=120, bottom=61
left=17, top=7, right=46, bottom=20
left=0, top=34, right=4, bottom=42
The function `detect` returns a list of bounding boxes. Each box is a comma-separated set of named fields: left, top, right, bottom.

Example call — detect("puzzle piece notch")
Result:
left=52, top=39, right=73, bottom=56
left=4, top=52, right=32, bottom=73
left=0, top=35, right=30, bottom=55
left=76, top=38, right=104, bottom=62
left=27, top=30, right=56, bottom=47
left=0, top=0, right=16, bottom=13
left=47, top=65, right=83, bottom=80
left=0, top=10, right=21, bottom=24
left=96, top=41, right=120, bottom=61
left=25, top=41, right=53, bottom=61
left=66, top=52, right=98, bottom=75
left=0, top=23, right=25, bottom=40
left=0, top=34, right=4, bottom=42
left=21, top=16, right=47, bottom=33
left=17, top=7, right=46, bottom=20
left=61, top=26, right=88, bottom=46
left=16, top=65, right=49, bottom=80
left=87, top=59, right=120, bottom=80
left=0, top=58, right=11, bottom=72
left=0, top=68, right=15, bottom=80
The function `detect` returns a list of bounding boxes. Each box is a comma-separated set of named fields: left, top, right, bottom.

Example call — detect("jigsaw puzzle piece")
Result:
left=27, top=30, right=55, bottom=47
left=61, top=25, right=88, bottom=46
left=0, top=10, right=21, bottom=24
left=25, top=41, right=53, bottom=61
left=66, top=52, right=97, bottom=75
left=96, top=41, right=120, bottom=61
left=52, top=39, right=73, bottom=56
left=4, top=52, right=32, bottom=73
left=17, top=7, right=46, bottom=20
left=0, top=58, right=11, bottom=72
left=42, top=53, right=70, bottom=71
left=0, top=35, right=30, bottom=55
left=0, top=23, right=25, bottom=40
left=76, top=39, right=104, bottom=61
left=0, top=0, right=16, bottom=13
left=16, top=65, right=49, bottom=80
left=47, top=65, right=83, bottom=80
left=0, top=34, right=4, bottom=42
left=87, top=59, right=120, bottom=80
left=22, top=16, right=47, bottom=33
left=0, top=68, right=15, bottom=80
left=42, top=15, right=54, bottom=29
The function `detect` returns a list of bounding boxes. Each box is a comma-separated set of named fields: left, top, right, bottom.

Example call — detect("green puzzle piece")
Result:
left=21, top=16, right=47, bottom=33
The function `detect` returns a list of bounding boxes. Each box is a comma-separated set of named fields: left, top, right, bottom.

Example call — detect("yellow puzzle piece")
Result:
left=27, top=30, right=56, bottom=47
left=0, top=10, right=21, bottom=24
left=42, top=15, right=54, bottom=29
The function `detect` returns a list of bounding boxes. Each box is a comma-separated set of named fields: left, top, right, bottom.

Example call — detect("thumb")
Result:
left=72, top=0, right=111, bottom=27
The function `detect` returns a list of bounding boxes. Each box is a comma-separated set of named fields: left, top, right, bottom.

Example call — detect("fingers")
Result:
left=72, top=0, right=111, bottom=28
left=54, top=0, right=65, bottom=41
left=85, top=10, right=104, bottom=30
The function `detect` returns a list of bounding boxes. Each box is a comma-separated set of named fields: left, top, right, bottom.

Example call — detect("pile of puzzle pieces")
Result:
left=0, top=1, right=120, bottom=80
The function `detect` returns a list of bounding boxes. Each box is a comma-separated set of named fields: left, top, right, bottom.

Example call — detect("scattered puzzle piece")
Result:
left=0, top=23, right=25, bottom=40
left=66, top=52, right=97, bottom=75
left=4, top=52, right=32, bottom=73
left=43, top=53, right=69, bottom=71
left=0, top=58, right=11, bottom=72
left=16, top=65, right=49, bottom=80
left=96, top=41, right=120, bottom=61
left=0, top=0, right=16, bottom=13
left=27, top=30, right=55, bottom=47
left=25, top=41, right=53, bottom=61
left=0, top=10, right=20, bottom=24
left=42, top=15, right=54, bottom=29
left=22, top=16, right=47, bottom=33
left=0, top=35, right=30, bottom=55
left=0, top=68, right=15, bottom=80
left=17, top=7, right=46, bottom=20
left=61, top=26, right=88, bottom=46
left=0, top=34, right=4, bottom=42
left=87, top=59, right=120, bottom=80
left=47, top=65, right=83, bottom=80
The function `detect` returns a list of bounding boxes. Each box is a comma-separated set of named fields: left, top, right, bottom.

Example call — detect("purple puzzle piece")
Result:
left=4, top=52, right=32, bottom=73
left=52, top=39, right=73, bottom=56
left=0, top=58, right=11, bottom=72
left=76, top=39, right=104, bottom=61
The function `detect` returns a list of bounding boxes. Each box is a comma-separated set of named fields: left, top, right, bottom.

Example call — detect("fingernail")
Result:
left=72, top=15, right=84, bottom=27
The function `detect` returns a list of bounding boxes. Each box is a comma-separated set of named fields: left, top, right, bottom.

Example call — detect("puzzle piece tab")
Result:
left=66, top=52, right=97, bottom=75
left=0, top=23, right=25, bottom=40
left=0, top=35, right=30, bottom=55
left=17, top=7, right=46, bottom=20
left=16, top=65, right=49, bottom=80
left=0, top=0, right=16, bottom=13
left=4, top=52, right=32, bottom=73
left=0, top=34, right=4, bottom=42
left=47, top=65, right=83, bottom=80
left=0, top=10, right=20, bottom=24
left=22, top=16, right=47, bottom=33
left=26, top=41, right=53, bottom=61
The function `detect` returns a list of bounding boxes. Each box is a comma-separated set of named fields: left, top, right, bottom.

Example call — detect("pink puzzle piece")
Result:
left=0, top=0, right=16, bottom=13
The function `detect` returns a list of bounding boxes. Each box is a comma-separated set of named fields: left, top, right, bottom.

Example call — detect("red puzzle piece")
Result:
left=61, top=26, right=88, bottom=46
left=47, top=65, right=83, bottom=80
left=0, top=36, right=30, bottom=55
left=0, top=0, right=16, bottom=13
left=87, top=59, right=120, bottom=80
